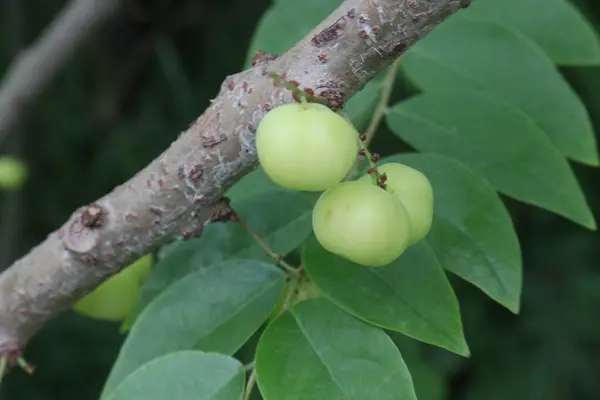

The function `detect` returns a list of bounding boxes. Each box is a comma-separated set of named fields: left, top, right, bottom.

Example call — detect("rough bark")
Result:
left=0, top=0, right=471, bottom=361
left=0, top=0, right=122, bottom=145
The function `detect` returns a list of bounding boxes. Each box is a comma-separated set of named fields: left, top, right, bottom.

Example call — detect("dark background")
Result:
left=0, top=0, right=599, bottom=399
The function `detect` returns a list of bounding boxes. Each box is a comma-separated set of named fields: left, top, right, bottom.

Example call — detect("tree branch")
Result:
left=0, top=0, right=471, bottom=362
left=0, top=0, right=123, bottom=146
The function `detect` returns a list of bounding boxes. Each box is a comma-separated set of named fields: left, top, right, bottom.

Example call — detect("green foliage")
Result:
left=99, top=0, right=599, bottom=398
left=303, top=236, right=468, bottom=356
left=463, top=0, right=600, bottom=66
left=381, top=153, right=522, bottom=313
left=254, top=298, right=417, bottom=400
left=103, top=260, right=284, bottom=397
left=123, top=190, right=317, bottom=328
left=386, top=90, right=596, bottom=229
left=102, top=351, right=244, bottom=400
left=9, top=0, right=599, bottom=399
left=402, top=18, right=599, bottom=166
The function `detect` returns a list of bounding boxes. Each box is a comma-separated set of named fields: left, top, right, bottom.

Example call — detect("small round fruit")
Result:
left=360, top=163, right=433, bottom=245
left=0, top=156, right=27, bottom=190
left=73, top=254, right=153, bottom=322
left=312, top=181, right=411, bottom=267
left=256, top=102, right=358, bottom=191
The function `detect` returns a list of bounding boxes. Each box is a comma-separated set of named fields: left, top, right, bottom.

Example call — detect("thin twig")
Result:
left=0, top=356, right=7, bottom=387
left=232, top=214, right=298, bottom=275
left=244, top=361, right=255, bottom=372
left=0, top=0, right=123, bottom=145
left=244, top=369, right=257, bottom=400
left=364, top=58, right=403, bottom=146
left=0, top=0, right=26, bottom=271
left=283, top=278, right=300, bottom=310
left=17, top=357, right=34, bottom=375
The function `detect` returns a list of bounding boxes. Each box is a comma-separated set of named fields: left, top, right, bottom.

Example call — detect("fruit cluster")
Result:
left=257, top=102, right=434, bottom=267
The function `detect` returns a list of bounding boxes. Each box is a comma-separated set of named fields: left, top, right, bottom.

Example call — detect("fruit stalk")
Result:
left=231, top=213, right=298, bottom=276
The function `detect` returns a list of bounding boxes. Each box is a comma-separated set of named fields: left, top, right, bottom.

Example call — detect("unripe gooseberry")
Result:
left=360, top=163, right=434, bottom=246
left=73, top=254, right=153, bottom=322
left=0, top=156, right=27, bottom=190
left=312, top=181, right=411, bottom=267
left=256, top=102, right=358, bottom=191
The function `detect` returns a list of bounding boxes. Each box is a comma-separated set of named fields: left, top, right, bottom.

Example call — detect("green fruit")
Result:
left=256, top=102, right=358, bottom=191
left=73, top=254, right=153, bottom=322
left=312, top=181, right=411, bottom=267
left=360, top=163, right=434, bottom=245
left=0, top=156, right=27, bottom=189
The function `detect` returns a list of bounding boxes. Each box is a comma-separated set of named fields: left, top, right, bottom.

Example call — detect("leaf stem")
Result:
left=244, top=369, right=257, bottom=400
left=17, top=357, right=34, bottom=374
left=0, top=357, right=7, bottom=387
left=364, top=58, right=402, bottom=147
left=282, top=273, right=301, bottom=310
left=231, top=214, right=298, bottom=276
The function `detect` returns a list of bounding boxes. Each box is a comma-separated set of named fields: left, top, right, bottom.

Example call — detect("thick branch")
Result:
left=0, top=0, right=470, bottom=359
left=0, top=0, right=122, bottom=145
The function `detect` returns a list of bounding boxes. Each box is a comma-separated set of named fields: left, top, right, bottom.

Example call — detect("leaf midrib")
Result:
left=236, top=201, right=314, bottom=258
left=104, top=352, right=241, bottom=400
left=192, top=273, right=284, bottom=349
left=368, top=265, right=464, bottom=350
left=291, top=310, right=353, bottom=400
left=428, top=215, right=510, bottom=297
left=110, top=263, right=282, bottom=393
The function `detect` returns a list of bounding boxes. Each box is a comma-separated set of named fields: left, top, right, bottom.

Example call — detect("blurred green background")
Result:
left=0, top=0, right=599, bottom=399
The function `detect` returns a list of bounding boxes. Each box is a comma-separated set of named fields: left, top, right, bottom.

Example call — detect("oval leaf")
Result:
left=226, top=167, right=282, bottom=204
left=302, top=235, right=469, bottom=356
left=463, top=0, right=600, bottom=66
left=387, top=90, right=596, bottom=230
left=402, top=18, right=599, bottom=166
left=132, top=190, right=317, bottom=321
left=103, top=260, right=285, bottom=396
left=103, top=351, right=244, bottom=400
left=380, top=153, right=522, bottom=313
left=255, top=298, right=417, bottom=400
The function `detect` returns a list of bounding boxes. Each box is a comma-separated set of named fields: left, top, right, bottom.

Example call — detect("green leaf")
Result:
left=132, top=190, right=317, bottom=322
left=103, top=351, right=244, bottom=400
left=255, top=298, right=417, bottom=400
left=402, top=18, right=599, bottom=166
left=245, top=0, right=339, bottom=67
left=390, top=333, right=448, bottom=400
left=302, top=235, right=469, bottom=356
left=102, top=260, right=285, bottom=396
left=226, top=167, right=282, bottom=204
left=387, top=90, right=596, bottom=230
left=380, top=153, right=522, bottom=313
left=463, top=0, right=600, bottom=66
